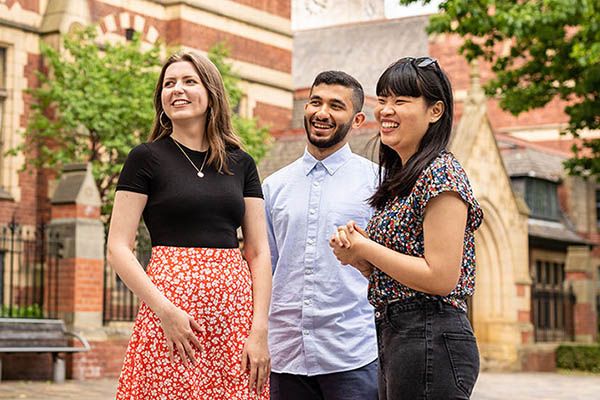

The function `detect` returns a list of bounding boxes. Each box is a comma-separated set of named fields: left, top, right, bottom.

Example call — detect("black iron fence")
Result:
left=0, top=222, right=62, bottom=319
left=597, top=294, right=600, bottom=337
left=531, top=260, right=576, bottom=342
left=103, top=227, right=151, bottom=324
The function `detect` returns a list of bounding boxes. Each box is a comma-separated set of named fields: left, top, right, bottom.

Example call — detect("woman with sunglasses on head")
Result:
left=329, top=57, right=483, bottom=399
left=107, top=51, right=271, bottom=399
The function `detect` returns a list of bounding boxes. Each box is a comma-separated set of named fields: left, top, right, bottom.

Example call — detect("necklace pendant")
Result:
left=197, top=171, right=204, bottom=178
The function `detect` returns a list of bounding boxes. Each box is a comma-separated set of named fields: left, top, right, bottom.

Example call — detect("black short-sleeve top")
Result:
left=116, top=137, right=263, bottom=248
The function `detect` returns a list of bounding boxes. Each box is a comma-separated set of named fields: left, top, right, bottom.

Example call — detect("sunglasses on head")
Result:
left=399, top=56, right=439, bottom=68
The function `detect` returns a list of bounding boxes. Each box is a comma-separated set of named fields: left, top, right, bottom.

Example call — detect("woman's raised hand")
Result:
left=157, top=303, right=204, bottom=367
left=329, top=220, right=370, bottom=267
left=352, top=259, right=375, bottom=278
left=331, top=220, right=369, bottom=247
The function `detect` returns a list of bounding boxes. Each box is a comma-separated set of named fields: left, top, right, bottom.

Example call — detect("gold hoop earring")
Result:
left=159, top=111, right=171, bottom=130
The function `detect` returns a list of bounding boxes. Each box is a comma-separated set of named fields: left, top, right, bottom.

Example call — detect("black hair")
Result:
left=370, top=58, right=454, bottom=209
left=309, top=70, right=365, bottom=114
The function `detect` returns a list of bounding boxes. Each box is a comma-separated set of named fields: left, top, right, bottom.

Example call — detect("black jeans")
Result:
left=375, top=298, right=479, bottom=400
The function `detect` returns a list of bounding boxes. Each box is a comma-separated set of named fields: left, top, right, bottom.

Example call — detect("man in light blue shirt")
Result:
left=263, top=71, right=379, bottom=400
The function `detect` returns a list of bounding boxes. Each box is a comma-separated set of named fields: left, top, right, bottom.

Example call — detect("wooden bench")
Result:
left=0, top=318, right=90, bottom=383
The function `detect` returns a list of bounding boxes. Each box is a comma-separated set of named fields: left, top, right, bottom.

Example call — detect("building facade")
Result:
left=0, top=0, right=293, bottom=228
left=264, top=6, right=599, bottom=371
left=0, top=0, right=292, bottom=379
left=1, top=0, right=598, bottom=380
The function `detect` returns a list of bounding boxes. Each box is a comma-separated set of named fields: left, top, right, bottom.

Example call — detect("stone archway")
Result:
left=96, top=12, right=160, bottom=47
left=473, top=198, right=523, bottom=369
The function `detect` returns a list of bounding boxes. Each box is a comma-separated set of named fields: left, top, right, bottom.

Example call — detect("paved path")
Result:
left=0, top=372, right=599, bottom=399
left=472, top=372, right=600, bottom=399
left=0, top=379, right=116, bottom=399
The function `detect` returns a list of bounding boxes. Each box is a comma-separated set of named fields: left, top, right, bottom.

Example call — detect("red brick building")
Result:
left=0, top=0, right=292, bottom=228
left=1, top=0, right=598, bottom=379
left=265, top=12, right=599, bottom=371
left=0, top=0, right=292, bottom=380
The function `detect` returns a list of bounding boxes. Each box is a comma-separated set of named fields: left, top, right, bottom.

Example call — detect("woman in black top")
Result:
left=107, top=51, right=271, bottom=399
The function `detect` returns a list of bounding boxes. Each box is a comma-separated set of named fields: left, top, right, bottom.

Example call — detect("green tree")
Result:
left=13, top=26, right=161, bottom=217
left=399, top=0, right=600, bottom=178
left=14, top=28, right=270, bottom=219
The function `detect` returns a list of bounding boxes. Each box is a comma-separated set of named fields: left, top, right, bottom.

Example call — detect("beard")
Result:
left=303, top=116, right=353, bottom=149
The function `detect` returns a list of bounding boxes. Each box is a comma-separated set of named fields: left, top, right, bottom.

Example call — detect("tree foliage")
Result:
left=400, top=0, right=600, bottom=178
left=12, top=27, right=160, bottom=217
left=14, top=27, right=270, bottom=219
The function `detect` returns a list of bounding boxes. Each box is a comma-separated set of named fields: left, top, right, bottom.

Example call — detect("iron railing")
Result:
left=102, top=227, right=151, bottom=324
left=0, top=221, right=62, bottom=319
left=597, top=294, right=600, bottom=337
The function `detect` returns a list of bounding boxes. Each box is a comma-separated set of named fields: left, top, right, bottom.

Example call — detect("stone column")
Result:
left=48, top=163, right=104, bottom=330
left=565, top=245, right=598, bottom=343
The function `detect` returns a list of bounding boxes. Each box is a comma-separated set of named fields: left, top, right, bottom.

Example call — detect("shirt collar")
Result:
left=302, top=143, right=353, bottom=176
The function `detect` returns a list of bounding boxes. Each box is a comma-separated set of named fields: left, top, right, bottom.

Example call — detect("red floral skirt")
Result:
left=116, top=246, right=269, bottom=399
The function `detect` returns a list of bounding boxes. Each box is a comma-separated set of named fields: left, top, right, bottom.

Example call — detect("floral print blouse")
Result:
left=366, top=151, right=483, bottom=311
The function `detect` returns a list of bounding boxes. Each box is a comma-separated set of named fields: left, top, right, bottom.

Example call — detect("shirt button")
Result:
left=305, top=268, right=313, bottom=275
left=303, top=330, right=310, bottom=336
left=307, top=239, right=314, bottom=245
left=313, top=181, right=320, bottom=187
left=309, top=209, right=316, bottom=215
left=304, top=299, right=311, bottom=306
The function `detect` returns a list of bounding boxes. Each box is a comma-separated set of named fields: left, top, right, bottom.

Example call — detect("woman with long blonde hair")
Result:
left=108, top=51, right=271, bottom=399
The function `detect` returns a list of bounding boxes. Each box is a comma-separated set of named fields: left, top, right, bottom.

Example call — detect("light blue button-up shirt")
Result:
left=263, top=144, right=379, bottom=375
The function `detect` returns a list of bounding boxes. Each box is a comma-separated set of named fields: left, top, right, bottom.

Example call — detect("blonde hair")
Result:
left=149, top=51, right=242, bottom=173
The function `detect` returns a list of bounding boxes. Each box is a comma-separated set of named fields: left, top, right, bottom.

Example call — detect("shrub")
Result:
left=0, top=304, right=43, bottom=318
left=556, top=344, right=600, bottom=372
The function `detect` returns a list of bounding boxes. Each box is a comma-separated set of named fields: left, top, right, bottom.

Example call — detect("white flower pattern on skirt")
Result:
left=116, top=246, right=269, bottom=400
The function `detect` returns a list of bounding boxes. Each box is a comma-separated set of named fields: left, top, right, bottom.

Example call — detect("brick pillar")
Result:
left=49, top=163, right=104, bottom=329
left=565, top=245, right=598, bottom=343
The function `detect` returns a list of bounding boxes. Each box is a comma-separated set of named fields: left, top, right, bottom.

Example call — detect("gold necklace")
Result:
left=171, top=137, right=208, bottom=178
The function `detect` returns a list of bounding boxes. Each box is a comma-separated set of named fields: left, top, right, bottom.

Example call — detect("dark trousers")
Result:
left=376, top=298, right=480, bottom=400
left=270, top=360, right=378, bottom=400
